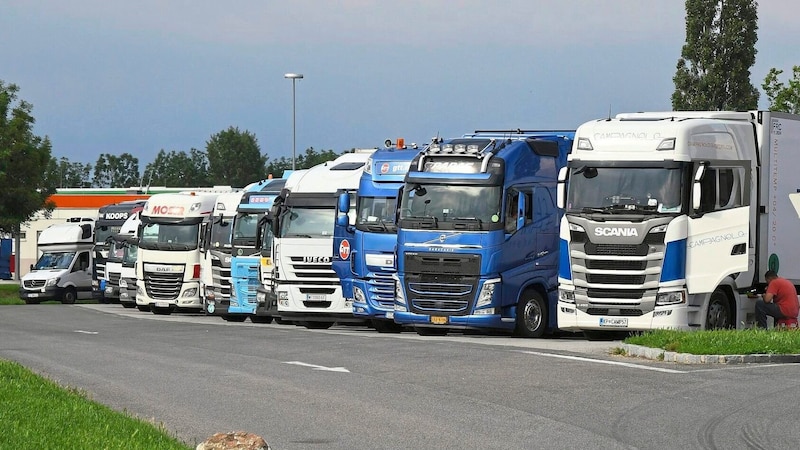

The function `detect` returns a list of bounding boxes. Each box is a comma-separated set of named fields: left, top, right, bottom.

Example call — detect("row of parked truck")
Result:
left=19, top=110, right=800, bottom=337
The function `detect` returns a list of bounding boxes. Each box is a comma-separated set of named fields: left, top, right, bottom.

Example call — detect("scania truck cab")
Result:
left=556, top=111, right=800, bottom=335
left=200, top=190, right=244, bottom=315
left=393, top=131, right=574, bottom=337
left=268, top=150, right=375, bottom=329
left=333, top=139, right=420, bottom=332
left=136, top=189, right=232, bottom=314
left=20, top=218, right=95, bottom=304
left=106, top=211, right=142, bottom=309
left=92, top=200, right=146, bottom=301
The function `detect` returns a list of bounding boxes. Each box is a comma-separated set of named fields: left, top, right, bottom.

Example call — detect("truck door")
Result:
left=332, top=191, right=356, bottom=299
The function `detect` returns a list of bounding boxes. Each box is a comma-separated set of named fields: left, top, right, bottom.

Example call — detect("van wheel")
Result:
left=706, top=289, right=732, bottom=329
left=515, top=291, right=547, bottom=338
left=61, top=288, right=77, bottom=304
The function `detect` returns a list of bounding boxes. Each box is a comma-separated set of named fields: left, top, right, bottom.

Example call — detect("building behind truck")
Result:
left=333, top=139, right=421, bottom=332
left=136, top=188, right=233, bottom=314
left=392, top=130, right=574, bottom=337
left=266, top=151, right=375, bottom=329
left=556, top=111, right=800, bottom=336
left=105, top=211, right=142, bottom=309
left=92, top=200, right=147, bottom=301
left=19, top=218, right=95, bottom=304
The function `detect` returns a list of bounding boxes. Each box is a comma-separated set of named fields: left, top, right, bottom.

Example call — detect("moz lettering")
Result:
left=689, top=231, right=746, bottom=248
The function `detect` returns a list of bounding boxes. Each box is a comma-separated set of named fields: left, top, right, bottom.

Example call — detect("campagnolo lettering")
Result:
left=689, top=230, right=746, bottom=248
left=303, top=256, right=331, bottom=263
left=104, top=212, right=129, bottom=220
left=594, top=227, right=639, bottom=237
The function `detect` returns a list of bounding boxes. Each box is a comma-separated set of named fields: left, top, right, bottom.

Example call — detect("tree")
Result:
left=46, top=157, right=92, bottom=188
left=142, top=148, right=210, bottom=187
left=762, top=66, right=800, bottom=113
left=0, top=80, right=57, bottom=234
left=672, top=0, right=759, bottom=111
left=92, top=153, right=140, bottom=188
left=206, top=127, right=267, bottom=187
left=265, top=147, right=342, bottom=179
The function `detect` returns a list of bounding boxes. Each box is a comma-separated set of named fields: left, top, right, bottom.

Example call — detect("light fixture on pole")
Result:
left=284, top=73, right=304, bottom=170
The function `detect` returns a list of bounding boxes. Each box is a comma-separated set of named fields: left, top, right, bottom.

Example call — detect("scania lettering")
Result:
left=393, top=130, right=574, bottom=337
left=136, top=189, right=233, bottom=314
left=92, top=200, right=146, bottom=301
left=333, top=139, right=420, bottom=333
left=267, top=150, right=375, bottom=329
left=557, top=111, right=800, bottom=335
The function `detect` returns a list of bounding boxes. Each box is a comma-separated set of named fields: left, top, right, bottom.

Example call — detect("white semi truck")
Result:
left=106, top=211, right=141, bottom=309
left=268, top=151, right=374, bottom=328
left=136, top=190, right=232, bottom=314
left=19, top=218, right=95, bottom=304
left=200, top=190, right=244, bottom=314
left=557, top=111, right=800, bottom=335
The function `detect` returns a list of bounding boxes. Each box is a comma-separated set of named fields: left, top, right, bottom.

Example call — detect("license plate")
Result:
left=156, top=301, right=170, bottom=308
left=599, top=317, right=628, bottom=327
left=305, top=294, right=326, bottom=301
left=431, top=316, right=448, bottom=325
left=27, top=293, right=39, bottom=298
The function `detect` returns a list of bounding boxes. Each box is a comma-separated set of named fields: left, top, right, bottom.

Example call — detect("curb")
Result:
left=620, top=343, right=800, bottom=364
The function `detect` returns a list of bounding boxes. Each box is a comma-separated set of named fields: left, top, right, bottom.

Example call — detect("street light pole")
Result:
left=284, top=73, right=303, bottom=170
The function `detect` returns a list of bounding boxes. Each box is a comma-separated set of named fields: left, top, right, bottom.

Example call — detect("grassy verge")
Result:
left=0, top=359, right=191, bottom=449
left=624, top=328, right=800, bottom=355
left=0, top=283, right=23, bottom=305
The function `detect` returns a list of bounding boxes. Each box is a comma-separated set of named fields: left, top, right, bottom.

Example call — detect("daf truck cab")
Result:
left=20, top=218, right=95, bottom=304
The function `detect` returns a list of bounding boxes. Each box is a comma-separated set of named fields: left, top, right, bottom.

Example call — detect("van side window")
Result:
left=505, top=190, right=520, bottom=234
left=73, top=252, right=89, bottom=272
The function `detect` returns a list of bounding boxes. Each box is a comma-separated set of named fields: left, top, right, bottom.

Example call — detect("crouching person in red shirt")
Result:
left=754, top=270, right=800, bottom=329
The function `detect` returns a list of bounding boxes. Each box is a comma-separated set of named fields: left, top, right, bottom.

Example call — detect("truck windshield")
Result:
left=94, top=224, right=121, bottom=246
left=232, top=213, right=260, bottom=247
left=280, top=207, right=334, bottom=238
left=567, top=166, right=684, bottom=214
left=399, top=184, right=501, bottom=228
left=139, top=223, right=200, bottom=250
left=356, top=196, right=397, bottom=233
left=208, top=216, right=234, bottom=250
left=108, top=238, right=126, bottom=262
left=35, top=251, right=76, bottom=270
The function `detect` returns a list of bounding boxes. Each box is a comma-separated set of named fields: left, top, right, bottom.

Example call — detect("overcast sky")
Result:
left=3, top=1, right=799, bottom=169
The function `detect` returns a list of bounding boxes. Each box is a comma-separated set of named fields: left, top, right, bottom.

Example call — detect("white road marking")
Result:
left=74, top=330, right=99, bottom=335
left=520, top=350, right=687, bottom=374
left=283, top=361, right=350, bottom=373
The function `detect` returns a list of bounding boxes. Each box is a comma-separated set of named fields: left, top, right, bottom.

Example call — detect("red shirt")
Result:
left=766, top=277, right=800, bottom=319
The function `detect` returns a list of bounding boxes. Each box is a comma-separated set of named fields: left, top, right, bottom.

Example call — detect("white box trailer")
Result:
left=557, top=111, right=800, bottom=334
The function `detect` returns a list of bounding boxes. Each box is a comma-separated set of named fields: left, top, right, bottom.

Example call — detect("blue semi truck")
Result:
left=392, top=130, right=574, bottom=337
left=332, top=140, right=421, bottom=332
left=223, top=178, right=287, bottom=323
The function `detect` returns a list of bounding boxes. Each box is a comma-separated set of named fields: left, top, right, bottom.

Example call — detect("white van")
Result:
left=20, top=218, right=95, bottom=304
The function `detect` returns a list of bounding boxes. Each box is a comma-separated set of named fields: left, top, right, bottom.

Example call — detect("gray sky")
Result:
left=3, top=1, right=799, bottom=168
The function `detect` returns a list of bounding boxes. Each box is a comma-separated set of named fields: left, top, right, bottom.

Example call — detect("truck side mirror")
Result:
left=336, top=215, right=349, bottom=227
left=517, top=192, right=526, bottom=230
left=557, top=167, right=568, bottom=209
left=692, top=163, right=707, bottom=212
left=337, top=192, right=350, bottom=214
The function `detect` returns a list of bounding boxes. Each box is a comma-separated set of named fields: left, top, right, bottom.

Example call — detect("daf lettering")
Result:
left=594, top=227, right=639, bottom=237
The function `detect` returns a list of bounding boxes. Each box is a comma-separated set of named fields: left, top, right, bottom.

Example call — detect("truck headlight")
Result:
left=45, top=277, right=60, bottom=287
left=182, top=288, right=198, bottom=298
left=119, top=279, right=128, bottom=288
left=256, top=291, right=266, bottom=302
left=656, top=290, right=685, bottom=306
left=353, top=286, right=366, bottom=304
left=559, top=289, right=575, bottom=304
left=476, top=278, right=500, bottom=308
left=392, top=274, right=406, bottom=311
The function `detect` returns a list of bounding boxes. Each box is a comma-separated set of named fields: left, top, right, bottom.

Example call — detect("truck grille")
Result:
left=144, top=270, right=183, bottom=300
left=108, top=271, right=121, bottom=285
left=369, top=272, right=396, bottom=309
left=232, top=260, right=260, bottom=306
left=212, top=257, right=232, bottom=299
left=404, top=253, right=481, bottom=316
left=24, top=279, right=45, bottom=289
left=288, top=257, right=336, bottom=280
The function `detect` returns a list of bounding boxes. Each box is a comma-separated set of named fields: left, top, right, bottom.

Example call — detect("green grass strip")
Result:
left=0, top=359, right=191, bottom=449
left=624, top=328, right=800, bottom=355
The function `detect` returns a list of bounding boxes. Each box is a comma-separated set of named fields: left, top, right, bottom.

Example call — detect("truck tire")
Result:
left=706, top=289, right=733, bottom=329
left=372, top=319, right=403, bottom=333
left=222, top=315, right=247, bottom=322
left=515, top=291, right=546, bottom=338
left=61, top=287, right=77, bottom=304
left=250, top=315, right=274, bottom=324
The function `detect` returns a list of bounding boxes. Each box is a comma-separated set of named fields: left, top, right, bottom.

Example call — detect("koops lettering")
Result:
left=152, top=205, right=185, bottom=215
left=594, top=227, right=639, bottom=237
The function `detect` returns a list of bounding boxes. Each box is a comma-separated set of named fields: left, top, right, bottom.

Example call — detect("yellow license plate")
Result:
left=431, top=316, right=448, bottom=325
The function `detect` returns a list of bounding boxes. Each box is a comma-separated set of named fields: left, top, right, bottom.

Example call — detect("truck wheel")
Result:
left=222, top=315, right=247, bottom=322
left=250, top=315, right=274, bottom=324
left=372, top=319, right=403, bottom=333
left=706, top=289, right=732, bottom=329
left=61, top=288, right=77, bottom=304
left=515, top=291, right=546, bottom=338
left=303, top=321, right=334, bottom=329
left=415, top=326, right=448, bottom=336
left=137, top=305, right=151, bottom=312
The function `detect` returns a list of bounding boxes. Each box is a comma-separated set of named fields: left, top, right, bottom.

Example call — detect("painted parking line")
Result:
left=519, top=350, right=688, bottom=374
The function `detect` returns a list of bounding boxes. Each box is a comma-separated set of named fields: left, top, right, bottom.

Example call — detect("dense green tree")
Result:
left=762, top=66, right=800, bottom=113
left=206, top=127, right=267, bottom=187
left=46, top=157, right=92, bottom=188
left=0, top=80, right=56, bottom=234
left=672, top=0, right=759, bottom=111
left=142, top=148, right=210, bottom=188
left=92, top=153, right=140, bottom=188
left=265, top=147, right=342, bottom=179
